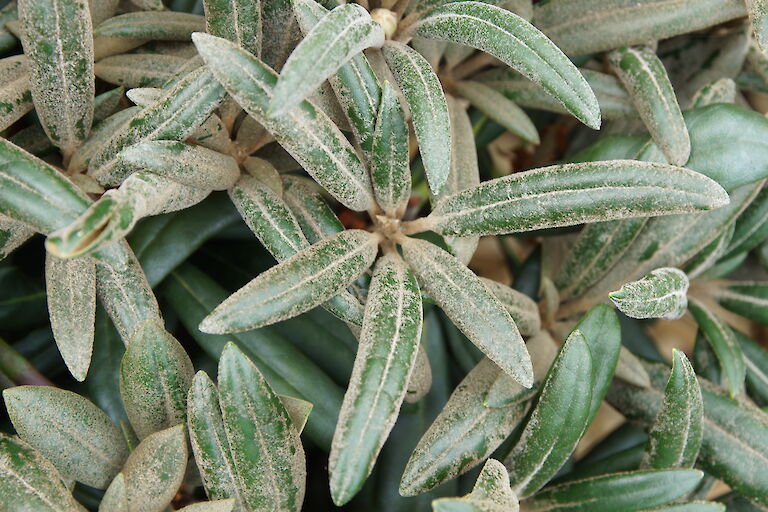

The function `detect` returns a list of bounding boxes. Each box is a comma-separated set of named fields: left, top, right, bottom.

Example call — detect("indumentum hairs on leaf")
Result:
left=0, top=0, right=767, bottom=510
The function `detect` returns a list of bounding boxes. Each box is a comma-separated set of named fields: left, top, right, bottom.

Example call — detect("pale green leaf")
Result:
left=691, top=78, right=737, bottom=108
left=94, top=54, right=187, bottom=88
left=479, top=277, right=540, bottom=336
left=203, top=0, right=261, bottom=56
left=278, top=395, right=313, bottom=435
left=3, top=386, right=128, bottom=489
left=748, top=0, right=768, bottom=55
left=413, top=1, right=600, bottom=129
left=18, top=0, right=94, bottom=154
left=269, top=3, right=383, bottom=116
left=432, top=459, right=519, bottom=512
left=0, top=212, right=34, bottom=261
left=610, top=267, right=689, bottom=320
left=68, top=106, right=141, bottom=174
left=382, top=40, right=451, bottom=195
left=95, top=11, right=205, bottom=40
left=329, top=255, right=422, bottom=505
left=99, top=473, right=128, bottom=512
left=177, top=500, right=236, bottom=512
left=0, top=56, right=33, bottom=132
left=399, top=236, right=533, bottom=387
left=281, top=175, right=345, bottom=244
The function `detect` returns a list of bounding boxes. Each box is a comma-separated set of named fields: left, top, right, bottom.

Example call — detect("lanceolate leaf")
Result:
left=121, top=425, right=187, bottom=512
left=282, top=175, right=345, bottom=244
left=524, top=469, right=704, bottom=512
left=610, top=267, right=689, bottom=320
left=370, top=81, right=411, bottom=216
left=479, top=278, right=540, bottom=336
left=94, top=11, right=205, bottom=40
left=608, top=46, right=690, bottom=166
left=533, top=0, right=747, bottom=56
left=329, top=255, right=422, bottom=506
left=400, top=358, right=533, bottom=496
left=200, top=229, right=379, bottom=333
left=454, top=80, right=539, bottom=144
left=89, top=67, right=226, bottom=186
left=0, top=213, right=34, bottom=261
left=642, top=350, right=703, bottom=469
left=217, top=343, right=306, bottom=512
left=0, top=433, right=86, bottom=512
left=715, top=281, right=768, bottom=326
left=192, top=33, right=375, bottom=211
left=18, top=0, right=94, bottom=155
left=382, top=41, right=451, bottom=195
left=69, top=106, right=140, bottom=174
left=399, top=236, right=533, bottom=387
left=269, top=3, right=383, bottom=116
left=120, top=320, right=194, bottom=440
left=0, top=56, right=33, bottom=132
left=45, top=253, right=96, bottom=381
left=504, top=329, right=593, bottom=498
left=734, top=329, right=768, bottom=406
left=3, top=386, right=128, bottom=489
left=203, top=0, right=261, bottom=56
left=292, top=0, right=381, bottom=156
left=413, top=1, right=600, bottom=129
left=426, top=161, right=729, bottom=237
left=94, top=54, right=188, bottom=88
left=432, top=459, right=519, bottom=512
left=688, top=298, right=746, bottom=397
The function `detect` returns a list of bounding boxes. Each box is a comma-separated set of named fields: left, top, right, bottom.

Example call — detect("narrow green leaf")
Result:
left=432, top=459, right=519, bottom=512
left=0, top=56, right=33, bottom=132
left=716, top=281, right=768, bottom=326
left=413, top=1, right=600, bottom=129
left=292, top=0, right=381, bottom=156
left=399, top=358, right=533, bottom=496
left=684, top=223, right=734, bottom=279
left=0, top=213, right=34, bottom=261
left=203, top=0, right=261, bottom=56
left=748, top=0, right=768, bottom=55
left=533, top=0, right=747, bottom=56
left=3, top=386, right=128, bottom=489
left=119, top=141, right=240, bottom=191
left=45, top=253, right=96, bottom=381
left=18, top=0, right=94, bottom=155
left=382, top=40, right=451, bottom=194
left=723, top=186, right=768, bottom=259
left=642, top=350, right=703, bottom=469
left=217, top=343, right=306, bottom=511
left=691, top=78, right=737, bottom=108
left=68, top=106, right=140, bottom=174
left=688, top=298, right=746, bottom=397
left=201, top=229, right=378, bottom=333
left=89, top=67, right=226, bottom=186
left=95, top=11, right=205, bottom=40
left=505, top=329, right=593, bottom=497
left=95, top=53, right=187, bottom=88
left=734, top=330, right=768, bottom=406
left=454, top=80, right=539, bottom=144
left=0, top=433, right=86, bottom=512
left=608, top=46, right=690, bottom=166
left=525, top=469, right=704, bottom=512
left=479, top=278, right=540, bottom=336
left=610, top=267, right=689, bottom=320
left=329, top=255, right=422, bottom=505
left=370, top=81, right=411, bottom=216
left=281, top=175, right=345, bottom=244
left=427, top=161, right=729, bottom=237
left=399, top=236, right=533, bottom=387
left=193, top=33, right=375, bottom=211
left=120, top=320, right=194, bottom=439
left=269, top=3, right=383, bottom=115
left=121, top=425, right=187, bottom=512
left=99, top=473, right=128, bottom=512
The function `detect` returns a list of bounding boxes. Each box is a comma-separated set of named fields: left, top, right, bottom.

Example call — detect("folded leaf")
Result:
left=399, top=236, right=533, bottom=387
left=18, top=0, right=94, bottom=156
left=121, top=425, right=187, bottom=512
left=642, top=350, right=703, bottom=469
left=45, top=253, right=96, bottom=381
left=525, top=469, right=703, bottom=512
left=688, top=298, right=746, bottom=397
left=200, top=229, right=378, bottom=333
left=370, top=81, right=411, bottom=216
left=505, top=329, right=593, bottom=497
left=278, top=395, right=313, bottom=434
left=0, top=433, right=86, bottom=512
left=3, top=386, right=128, bottom=489
left=329, top=255, right=422, bottom=505
left=432, top=459, right=519, bottom=512
left=427, top=160, right=729, bottom=237
left=413, top=1, right=600, bottom=129
left=0, top=56, right=33, bottom=132
left=608, top=46, right=690, bottom=166
left=203, top=0, right=261, bottom=56
left=217, top=343, right=306, bottom=511
left=270, top=3, right=383, bottom=115
left=399, top=358, right=533, bottom=496
left=95, top=11, right=205, bottom=40
left=193, top=33, right=375, bottom=211
left=382, top=41, right=451, bottom=195
left=610, top=267, right=689, bottom=320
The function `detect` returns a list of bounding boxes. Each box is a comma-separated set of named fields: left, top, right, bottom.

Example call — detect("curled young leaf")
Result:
left=610, top=267, right=689, bottom=320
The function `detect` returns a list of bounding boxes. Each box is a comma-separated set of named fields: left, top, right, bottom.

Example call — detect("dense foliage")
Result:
left=0, top=0, right=767, bottom=510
